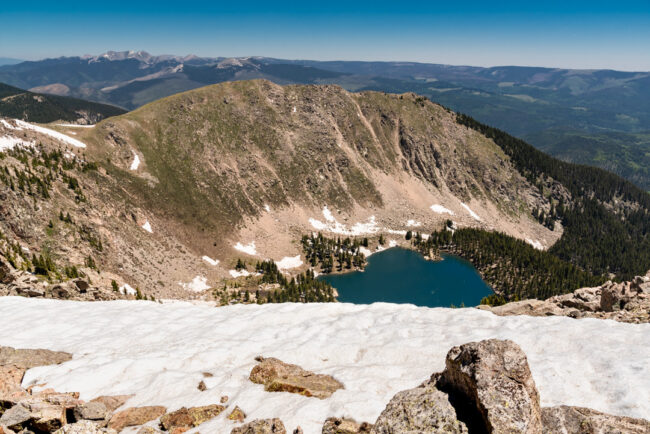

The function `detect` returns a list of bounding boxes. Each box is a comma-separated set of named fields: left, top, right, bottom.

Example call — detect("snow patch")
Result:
left=129, top=152, right=141, bottom=171
left=1, top=119, right=18, bottom=129
left=141, top=221, right=153, bottom=233
left=119, top=284, right=136, bottom=296
left=14, top=119, right=87, bottom=148
left=310, top=207, right=379, bottom=236
left=388, top=239, right=398, bottom=247
left=202, top=256, right=220, bottom=266
left=406, top=220, right=422, bottom=227
left=359, top=246, right=373, bottom=257
left=229, top=269, right=251, bottom=278
left=430, top=204, right=454, bottom=215
left=264, top=204, right=271, bottom=213
left=234, top=241, right=257, bottom=256
left=276, top=255, right=303, bottom=270
left=292, top=106, right=297, bottom=113
left=0, top=136, right=33, bottom=151
left=179, top=276, right=211, bottom=292
left=55, top=124, right=95, bottom=128
left=460, top=202, right=481, bottom=221
left=0, top=299, right=647, bottom=434
left=386, top=229, right=407, bottom=236
left=526, top=239, right=544, bottom=250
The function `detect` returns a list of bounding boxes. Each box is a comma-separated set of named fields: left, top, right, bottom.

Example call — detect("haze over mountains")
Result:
left=2, top=50, right=649, bottom=189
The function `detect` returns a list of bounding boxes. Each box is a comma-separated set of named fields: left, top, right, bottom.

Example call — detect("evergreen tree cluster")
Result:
left=456, top=113, right=650, bottom=280
left=300, top=233, right=367, bottom=273
left=254, top=259, right=336, bottom=303
left=411, top=228, right=605, bottom=302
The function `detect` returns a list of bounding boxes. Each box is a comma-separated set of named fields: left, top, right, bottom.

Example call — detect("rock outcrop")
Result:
left=479, top=271, right=650, bottom=323
left=250, top=357, right=343, bottom=399
left=0, top=346, right=72, bottom=369
left=231, top=418, right=287, bottom=434
left=541, top=405, right=650, bottom=434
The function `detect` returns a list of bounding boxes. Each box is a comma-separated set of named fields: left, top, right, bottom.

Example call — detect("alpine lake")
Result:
left=319, top=247, right=494, bottom=307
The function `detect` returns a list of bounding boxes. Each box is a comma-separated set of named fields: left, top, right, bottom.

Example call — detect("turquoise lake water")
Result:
left=319, top=247, right=493, bottom=307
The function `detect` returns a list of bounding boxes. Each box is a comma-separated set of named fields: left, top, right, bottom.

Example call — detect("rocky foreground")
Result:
left=1, top=340, right=648, bottom=433
left=479, top=271, right=650, bottom=323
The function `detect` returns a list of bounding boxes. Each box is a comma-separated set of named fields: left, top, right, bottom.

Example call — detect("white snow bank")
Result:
left=0, top=136, right=33, bottom=151
left=179, top=276, right=211, bottom=292
left=234, top=241, right=257, bottom=256
left=386, top=229, right=407, bottom=236
left=0, top=298, right=647, bottom=434
left=264, top=204, right=271, bottom=213
left=430, top=204, right=454, bottom=215
left=55, top=124, right=95, bottom=128
left=1, top=119, right=18, bottom=129
left=14, top=119, right=87, bottom=148
left=460, top=202, right=481, bottom=221
left=276, top=255, right=303, bottom=270
left=406, top=220, right=422, bottom=227
left=388, top=240, right=398, bottom=247
left=119, top=283, right=136, bottom=296
left=359, top=246, right=373, bottom=257
left=141, top=221, right=153, bottom=233
left=130, top=152, right=141, bottom=170
left=526, top=239, right=544, bottom=250
left=202, top=256, right=220, bottom=266
left=229, top=269, right=251, bottom=278
left=309, top=207, right=380, bottom=236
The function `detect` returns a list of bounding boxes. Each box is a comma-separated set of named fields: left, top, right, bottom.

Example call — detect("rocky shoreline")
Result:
left=1, top=339, right=648, bottom=433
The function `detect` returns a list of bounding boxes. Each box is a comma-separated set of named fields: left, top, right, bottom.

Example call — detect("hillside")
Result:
left=2, top=54, right=649, bottom=188
left=0, top=80, right=648, bottom=303
left=0, top=82, right=126, bottom=124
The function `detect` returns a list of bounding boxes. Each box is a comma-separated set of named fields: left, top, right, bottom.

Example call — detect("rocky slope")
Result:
left=0, top=80, right=558, bottom=299
left=479, top=270, right=650, bottom=323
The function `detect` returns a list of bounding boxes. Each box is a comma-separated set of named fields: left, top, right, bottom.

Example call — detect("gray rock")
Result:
left=73, top=401, right=109, bottom=422
left=541, top=405, right=650, bottom=434
left=371, top=383, right=466, bottom=433
left=0, top=405, right=31, bottom=431
left=438, top=339, right=542, bottom=433
left=53, top=420, right=117, bottom=433
left=231, top=418, right=287, bottom=434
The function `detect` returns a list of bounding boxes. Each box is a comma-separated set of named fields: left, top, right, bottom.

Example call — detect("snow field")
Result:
left=0, top=298, right=646, bottom=434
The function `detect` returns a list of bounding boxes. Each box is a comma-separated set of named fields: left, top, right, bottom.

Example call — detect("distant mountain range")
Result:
left=1, top=51, right=649, bottom=189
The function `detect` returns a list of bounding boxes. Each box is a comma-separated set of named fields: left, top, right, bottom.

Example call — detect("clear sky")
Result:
left=2, top=0, right=650, bottom=70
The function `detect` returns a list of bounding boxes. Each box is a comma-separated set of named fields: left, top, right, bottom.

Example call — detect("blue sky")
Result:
left=2, top=0, right=650, bottom=70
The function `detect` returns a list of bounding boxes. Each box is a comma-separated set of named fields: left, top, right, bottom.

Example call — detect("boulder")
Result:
left=197, top=381, right=206, bottom=392
left=231, top=419, right=287, bottom=434
left=107, top=406, right=166, bottom=432
left=0, top=424, right=16, bottom=434
left=0, top=347, right=72, bottom=369
left=542, top=406, right=650, bottom=433
left=0, top=399, right=66, bottom=433
left=0, top=365, right=28, bottom=408
left=323, top=417, right=373, bottom=434
left=227, top=406, right=246, bottom=423
left=73, top=401, right=110, bottom=422
left=53, top=420, right=117, bottom=433
left=73, top=280, right=89, bottom=293
left=437, top=339, right=542, bottom=433
left=159, top=404, right=225, bottom=431
left=0, top=260, right=14, bottom=284
left=249, top=357, right=343, bottom=399
left=89, top=395, right=133, bottom=413
left=371, top=382, right=466, bottom=434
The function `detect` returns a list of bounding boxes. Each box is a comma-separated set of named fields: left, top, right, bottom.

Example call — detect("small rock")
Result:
left=159, top=405, right=225, bottom=431
left=228, top=406, right=246, bottom=423
left=438, top=339, right=542, bottom=433
left=370, top=383, right=465, bottom=434
left=249, top=357, right=343, bottom=399
left=0, top=404, right=31, bottom=431
left=231, top=419, right=287, bottom=434
left=74, top=280, right=90, bottom=293
left=0, top=346, right=72, bottom=369
left=197, top=381, right=207, bottom=392
left=541, top=405, right=650, bottom=433
left=292, top=427, right=303, bottom=434
left=108, top=406, right=166, bottom=432
left=220, top=396, right=229, bottom=404
left=323, top=417, right=373, bottom=434
left=202, top=372, right=213, bottom=378
left=90, top=395, right=133, bottom=413
left=0, top=424, right=16, bottom=434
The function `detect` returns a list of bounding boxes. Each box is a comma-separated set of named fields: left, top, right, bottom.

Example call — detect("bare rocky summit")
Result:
left=479, top=270, right=650, bottom=323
